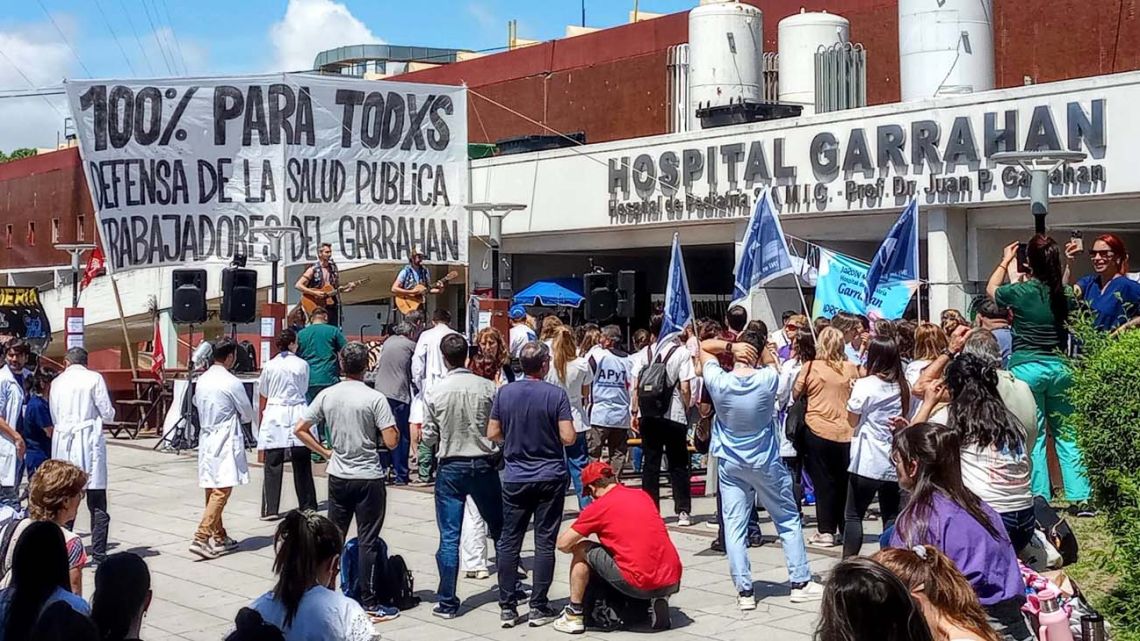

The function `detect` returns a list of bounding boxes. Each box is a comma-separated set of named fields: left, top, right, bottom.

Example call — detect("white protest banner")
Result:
left=64, top=74, right=468, bottom=273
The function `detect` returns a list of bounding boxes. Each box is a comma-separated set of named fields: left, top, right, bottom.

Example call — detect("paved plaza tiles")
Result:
left=71, top=441, right=841, bottom=641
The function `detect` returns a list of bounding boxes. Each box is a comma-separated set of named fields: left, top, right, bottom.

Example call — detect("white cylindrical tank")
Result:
left=899, top=0, right=994, bottom=101
left=688, top=0, right=764, bottom=126
left=778, top=9, right=850, bottom=113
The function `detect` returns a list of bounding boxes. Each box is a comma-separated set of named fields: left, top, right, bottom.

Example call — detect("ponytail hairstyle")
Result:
left=271, top=510, right=344, bottom=628
left=551, top=325, right=577, bottom=384
left=944, top=354, right=1026, bottom=455
left=873, top=546, right=1001, bottom=641
left=865, top=337, right=910, bottom=416
left=815, top=557, right=935, bottom=641
left=92, top=553, right=151, bottom=641
left=892, top=423, right=1002, bottom=547
left=1025, top=234, right=1070, bottom=340
left=5, top=521, right=71, bottom=641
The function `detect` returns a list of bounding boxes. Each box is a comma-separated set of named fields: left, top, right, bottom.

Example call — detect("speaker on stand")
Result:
left=161, top=269, right=209, bottom=452
left=583, top=272, right=617, bottom=323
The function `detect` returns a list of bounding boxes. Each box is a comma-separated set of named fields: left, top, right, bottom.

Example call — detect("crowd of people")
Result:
left=0, top=232, right=1133, bottom=639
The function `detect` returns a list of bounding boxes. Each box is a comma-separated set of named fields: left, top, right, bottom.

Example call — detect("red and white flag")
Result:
left=150, top=319, right=166, bottom=377
left=80, top=245, right=106, bottom=291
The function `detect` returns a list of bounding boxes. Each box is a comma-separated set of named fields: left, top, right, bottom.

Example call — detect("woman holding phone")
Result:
left=987, top=234, right=1092, bottom=516
left=1066, top=232, right=1140, bottom=332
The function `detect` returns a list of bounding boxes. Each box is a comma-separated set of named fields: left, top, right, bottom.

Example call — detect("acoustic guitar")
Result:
left=394, top=270, right=459, bottom=314
left=299, top=278, right=370, bottom=316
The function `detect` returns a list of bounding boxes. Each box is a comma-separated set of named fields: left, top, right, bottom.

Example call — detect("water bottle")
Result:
left=1080, top=613, right=1106, bottom=641
left=1037, top=588, right=1075, bottom=641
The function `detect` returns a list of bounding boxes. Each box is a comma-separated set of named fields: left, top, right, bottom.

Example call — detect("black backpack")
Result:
left=583, top=568, right=649, bottom=631
left=372, top=537, right=420, bottom=611
left=637, top=344, right=681, bottom=419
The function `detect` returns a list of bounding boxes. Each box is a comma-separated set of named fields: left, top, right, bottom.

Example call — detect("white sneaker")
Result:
left=737, top=593, right=756, bottom=611
left=790, top=581, right=825, bottom=603
left=465, top=569, right=490, bottom=580
left=677, top=512, right=691, bottom=527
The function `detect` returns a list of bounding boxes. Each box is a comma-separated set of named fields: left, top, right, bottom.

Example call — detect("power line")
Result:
left=0, top=46, right=67, bottom=119
left=139, top=0, right=176, bottom=75
left=35, top=0, right=93, bottom=77
left=118, top=0, right=155, bottom=75
left=157, top=0, right=189, bottom=74
left=92, top=0, right=138, bottom=76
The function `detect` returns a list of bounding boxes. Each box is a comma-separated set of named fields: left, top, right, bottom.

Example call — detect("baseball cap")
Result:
left=580, top=461, right=613, bottom=487
left=508, top=305, right=527, bottom=320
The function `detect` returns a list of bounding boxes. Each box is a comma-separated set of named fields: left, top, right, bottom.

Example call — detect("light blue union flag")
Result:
left=733, top=189, right=795, bottom=308
left=659, top=233, right=694, bottom=346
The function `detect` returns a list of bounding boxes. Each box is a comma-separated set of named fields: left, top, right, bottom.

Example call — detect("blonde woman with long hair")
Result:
left=577, top=325, right=603, bottom=359
left=793, top=326, right=859, bottom=547
left=539, top=315, right=564, bottom=344
left=545, top=325, right=593, bottom=508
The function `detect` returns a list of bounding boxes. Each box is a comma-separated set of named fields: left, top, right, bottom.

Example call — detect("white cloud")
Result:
left=268, top=0, right=382, bottom=72
left=467, top=2, right=499, bottom=32
left=0, top=24, right=72, bottom=150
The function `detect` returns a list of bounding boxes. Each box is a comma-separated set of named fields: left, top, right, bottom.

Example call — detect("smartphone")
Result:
left=1070, top=230, right=1084, bottom=253
left=1016, top=242, right=1029, bottom=272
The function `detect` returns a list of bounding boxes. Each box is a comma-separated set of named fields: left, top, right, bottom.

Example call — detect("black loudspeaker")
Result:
left=221, top=268, right=258, bottom=324
left=584, top=272, right=617, bottom=322
left=171, top=269, right=207, bottom=324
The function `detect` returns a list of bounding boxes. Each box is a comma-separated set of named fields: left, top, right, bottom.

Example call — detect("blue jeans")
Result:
left=718, top=457, right=811, bottom=593
left=434, top=458, right=504, bottom=612
left=388, top=399, right=411, bottom=483
left=565, top=432, right=591, bottom=509
left=630, top=445, right=643, bottom=473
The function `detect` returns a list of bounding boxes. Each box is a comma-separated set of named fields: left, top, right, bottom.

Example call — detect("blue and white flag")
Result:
left=733, top=189, right=795, bottom=306
left=864, top=199, right=920, bottom=312
left=659, top=233, right=695, bottom=346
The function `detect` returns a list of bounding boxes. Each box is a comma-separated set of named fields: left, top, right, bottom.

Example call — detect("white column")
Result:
left=926, top=207, right=969, bottom=322
left=159, top=309, right=179, bottom=368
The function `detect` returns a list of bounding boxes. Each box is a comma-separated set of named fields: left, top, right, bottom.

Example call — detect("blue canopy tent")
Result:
left=512, top=279, right=585, bottom=308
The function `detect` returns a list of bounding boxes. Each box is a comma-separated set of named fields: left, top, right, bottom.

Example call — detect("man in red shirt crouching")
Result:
left=553, top=461, right=682, bottom=634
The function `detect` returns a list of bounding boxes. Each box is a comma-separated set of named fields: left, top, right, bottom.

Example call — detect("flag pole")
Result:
left=110, top=275, right=139, bottom=379
left=787, top=240, right=817, bottom=341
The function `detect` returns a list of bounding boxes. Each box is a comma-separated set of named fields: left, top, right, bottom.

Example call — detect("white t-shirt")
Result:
left=509, top=324, right=536, bottom=358
left=846, top=376, right=904, bottom=482
left=633, top=341, right=695, bottom=425
left=775, top=359, right=804, bottom=458
left=252, top=586, right=378, bottom=641
left=545, top=357, right=592, bottom=433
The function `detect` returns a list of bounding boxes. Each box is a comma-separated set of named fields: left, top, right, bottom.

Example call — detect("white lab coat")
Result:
left=410, top=323, right=458, bottom=424
left=194, top=365, right=255, bottom=488
left=49, top=364, right=116, bottom=490
left=460, top=496, right=489, bottom=572
left=257, top=352, right=311, bottom=450
left=0, top=367, right=23, bottom=487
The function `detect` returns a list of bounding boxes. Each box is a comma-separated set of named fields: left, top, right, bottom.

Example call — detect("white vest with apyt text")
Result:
left=589, top=349, right=631, bottom=428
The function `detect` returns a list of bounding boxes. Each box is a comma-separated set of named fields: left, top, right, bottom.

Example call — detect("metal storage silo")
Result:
left=778, top=9, right=850, bottom=114
left=899, top=0, right=995, bottom=101
left=688, top=0, right=764, bottom=129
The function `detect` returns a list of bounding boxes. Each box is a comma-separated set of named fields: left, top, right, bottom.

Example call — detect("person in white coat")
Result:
left=191, top=338, right=254, bottom=560
left=409, top=308, right=458, bottom=486
left=0, top=340, right=29, bottom=510
left=258, top=329, right=317, bottom=520
left=49, top=347, right=116, bottom=562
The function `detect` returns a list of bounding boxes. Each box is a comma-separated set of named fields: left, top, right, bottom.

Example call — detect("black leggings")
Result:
left=802, top=430, right=849, bottom=535
left=843, top=474, right=901, bottom=558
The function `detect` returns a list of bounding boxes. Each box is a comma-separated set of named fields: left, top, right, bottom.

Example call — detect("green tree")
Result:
left=8, top=148, right=36, bottom=160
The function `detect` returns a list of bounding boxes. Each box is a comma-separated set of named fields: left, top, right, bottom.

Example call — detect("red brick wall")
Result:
left=0, top=148, right=95, bottom=270
left=392, top=0, right=1140, bottom=146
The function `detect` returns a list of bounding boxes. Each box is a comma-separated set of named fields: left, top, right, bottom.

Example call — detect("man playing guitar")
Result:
left=391, top=245, right=443, bottom=315
left=295, top=243, right=357, bottom=327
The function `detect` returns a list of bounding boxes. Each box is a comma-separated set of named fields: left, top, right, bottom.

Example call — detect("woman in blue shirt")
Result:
left=1069, top=233, right=1140, bottom=331
left=20, top=373, right=53, bottom=482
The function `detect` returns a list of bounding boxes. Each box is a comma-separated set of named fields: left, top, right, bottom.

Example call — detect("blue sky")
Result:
left=0, top=0, right=695, bottom=147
